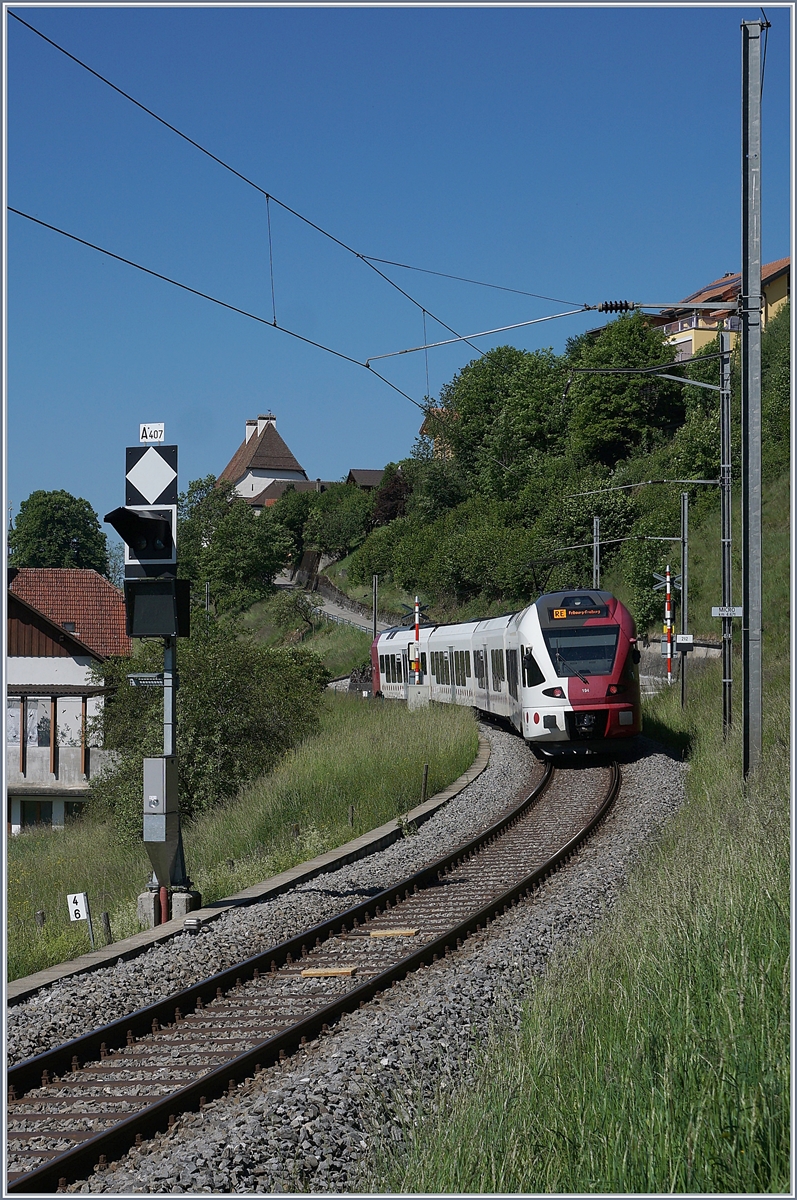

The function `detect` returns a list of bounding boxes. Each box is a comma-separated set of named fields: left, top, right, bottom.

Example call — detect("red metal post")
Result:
left=159, top=886, right=169, bottom=926
left=665, top=565, right=673, bottom=685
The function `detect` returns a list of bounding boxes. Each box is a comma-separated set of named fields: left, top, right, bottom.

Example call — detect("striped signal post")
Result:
left=665, top=565, right=673, bottom=685
left=414, top=596, right=421, bottom=683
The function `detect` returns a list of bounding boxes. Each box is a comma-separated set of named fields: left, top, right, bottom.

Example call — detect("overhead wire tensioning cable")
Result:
left=362, top=256, right=586, bottom=308
left=8, top=206, right=426, bottom=411
left=9, top=10, right=486, bottom=360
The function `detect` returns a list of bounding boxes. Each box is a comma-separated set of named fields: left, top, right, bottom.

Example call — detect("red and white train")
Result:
left=371, top=590, right=642, bottom=752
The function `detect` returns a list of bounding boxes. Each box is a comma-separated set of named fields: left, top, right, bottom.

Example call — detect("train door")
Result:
left=481, top=641, right=490, bottom=711
left=449, top=646, right=456, bottom=704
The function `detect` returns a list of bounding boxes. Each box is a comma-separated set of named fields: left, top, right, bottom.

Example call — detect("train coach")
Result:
left=371, top=589, right=642, bottom=752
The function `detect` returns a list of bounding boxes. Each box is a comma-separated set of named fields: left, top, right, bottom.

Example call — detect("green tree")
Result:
left=90, top=621, right=329, bottom=840
left=9, top=490, right=108, bottom=573
left=761, top=300, right=790, bottom=477
left=178, top=476, right=292, bottom=614
left=269, top=486, right=316, bottom=562
left=303, top=483, right=374, bottom=558
left=567, top=313, right=682, bottom=466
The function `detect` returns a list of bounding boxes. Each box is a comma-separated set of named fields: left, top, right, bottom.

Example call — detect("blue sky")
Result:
left=6, top=4, right=792, bottom=532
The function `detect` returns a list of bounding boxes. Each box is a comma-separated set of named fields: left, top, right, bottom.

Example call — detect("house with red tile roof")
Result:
left=653, top=256, right=789, bottom=360
left=6, top=569, right=128, bottom=833
left=8, top=567, right=131, bottom=658
left=219, top=413, right=309, bottom=501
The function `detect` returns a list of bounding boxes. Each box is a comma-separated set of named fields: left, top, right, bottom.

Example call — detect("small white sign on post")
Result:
left=67, top=892, right=95, bottom=950
left=68, top=892, right=88, bottom=921
left=140, top=422, right=165, bottom=444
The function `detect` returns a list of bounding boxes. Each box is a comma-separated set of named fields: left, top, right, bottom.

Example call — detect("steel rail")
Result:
left=8, top=759, right=620, bottom=1194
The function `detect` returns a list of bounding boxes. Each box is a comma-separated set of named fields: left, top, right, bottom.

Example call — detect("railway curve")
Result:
left=7, top=756, right=619, bottom=1193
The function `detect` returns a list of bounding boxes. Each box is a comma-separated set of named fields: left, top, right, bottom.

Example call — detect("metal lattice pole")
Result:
left=680, top=492, right=688, bottom=709
left=741, top=20, right=764, bottom=777
left=593, top=516, right=600, bottom=589
left=720, top=331, right=734, bottom=736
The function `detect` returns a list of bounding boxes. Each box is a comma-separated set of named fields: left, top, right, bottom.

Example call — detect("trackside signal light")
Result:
left=105, top=507, right=174, bottom=560
left=597, top=301, right=635, bottom=313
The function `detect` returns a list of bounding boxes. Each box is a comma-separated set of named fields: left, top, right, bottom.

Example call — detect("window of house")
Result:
left=21, top=800, right=52, bottom=827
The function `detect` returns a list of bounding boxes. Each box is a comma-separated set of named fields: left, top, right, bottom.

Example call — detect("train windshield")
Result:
left=543, top=626, right=619, bottom=678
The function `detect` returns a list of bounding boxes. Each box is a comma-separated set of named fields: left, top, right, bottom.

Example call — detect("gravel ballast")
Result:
left=9, top=727, right=686, bottom=1195
left=7, top=723, right=534, bottom=1067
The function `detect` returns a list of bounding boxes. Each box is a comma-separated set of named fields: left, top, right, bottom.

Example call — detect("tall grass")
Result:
left=7, top=694, right=477, bottom=982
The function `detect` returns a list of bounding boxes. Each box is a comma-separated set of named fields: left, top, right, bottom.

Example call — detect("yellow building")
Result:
left=655, top=256, right=789, bottom=360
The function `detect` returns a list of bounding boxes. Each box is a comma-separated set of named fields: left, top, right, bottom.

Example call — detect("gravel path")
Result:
left=10, top=727, right=687, bottom=1195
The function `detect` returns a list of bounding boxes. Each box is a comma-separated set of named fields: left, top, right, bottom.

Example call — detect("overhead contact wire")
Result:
left=9, top=10, right=484, bottom=359
left=8, top=207, right=424, bottom=411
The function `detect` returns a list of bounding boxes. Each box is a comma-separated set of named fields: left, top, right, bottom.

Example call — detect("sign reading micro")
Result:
left=550, top=606, right=608, bottom=620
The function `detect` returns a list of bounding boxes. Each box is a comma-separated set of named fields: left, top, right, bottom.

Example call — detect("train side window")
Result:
left=507, top=648, right=519, bottom=700
left=379, top=655, right=385, bottom=674
left=445, top=654, right=451, bottom=685
left=396, top=656, right=403, bottom=683
left=523, top=651, right=545, bottom=687
left=465, top=651, right=471, bottom=677
left=421, top=652, right=427, bottom=673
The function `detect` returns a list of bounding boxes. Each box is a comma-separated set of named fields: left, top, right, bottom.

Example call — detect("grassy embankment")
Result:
left=366, top=474, right=789, bottom=1194
left=239, top=593, right=373, bottom=677
left=7, top=694, right=477, bottom=982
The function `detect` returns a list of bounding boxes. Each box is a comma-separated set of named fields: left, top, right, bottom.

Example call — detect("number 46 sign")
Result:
left=67, top=892, right=95, bottom=950
left=68, top=892, right=88, bottom=921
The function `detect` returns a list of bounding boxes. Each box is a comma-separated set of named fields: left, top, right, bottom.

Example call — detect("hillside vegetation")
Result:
left=262, top=304, right=787, bottom=634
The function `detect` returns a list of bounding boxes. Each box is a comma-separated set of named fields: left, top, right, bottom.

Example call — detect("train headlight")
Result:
left=542, top=686, right=565, bottom=698
left=606, top=684, right=626, bottom=696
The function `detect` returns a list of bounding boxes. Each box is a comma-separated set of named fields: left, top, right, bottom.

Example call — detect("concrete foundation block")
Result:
left=407, top=687, right=430, bottom=711
left=171, top=890, right=203, bottom=919
left=137, top=891, right=159, bottom=930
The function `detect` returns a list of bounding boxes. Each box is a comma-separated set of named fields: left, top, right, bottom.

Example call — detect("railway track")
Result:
left=7, top=757, right=620, bottom=1194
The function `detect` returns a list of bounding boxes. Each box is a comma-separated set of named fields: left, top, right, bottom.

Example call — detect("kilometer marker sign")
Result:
left=67, top=891, right=95, bottom=950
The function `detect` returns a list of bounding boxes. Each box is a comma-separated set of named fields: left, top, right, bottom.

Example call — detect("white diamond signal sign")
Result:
left=126, top=446, right=178, bottom=505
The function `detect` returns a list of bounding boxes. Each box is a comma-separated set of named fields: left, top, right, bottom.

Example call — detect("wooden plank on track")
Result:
left=369, top=928, right=419, bottom=938
left=301, top=966, right=357, bottom=977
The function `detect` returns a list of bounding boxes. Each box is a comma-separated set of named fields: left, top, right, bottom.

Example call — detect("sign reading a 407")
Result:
left=140, top=423, right=165, bottom=444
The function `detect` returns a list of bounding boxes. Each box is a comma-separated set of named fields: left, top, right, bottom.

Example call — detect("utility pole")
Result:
left=680, top=492, right=688, bottom=709
left=592, top=516, right=600, bottom=589
left=720, top=331, right=733, bottom=736
left=741, top=18, right=765, bottom=777
left=372, top=574, right=378, bottom=643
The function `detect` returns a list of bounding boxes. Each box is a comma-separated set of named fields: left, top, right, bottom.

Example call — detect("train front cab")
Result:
left=519, top=592, right=642, bottom=753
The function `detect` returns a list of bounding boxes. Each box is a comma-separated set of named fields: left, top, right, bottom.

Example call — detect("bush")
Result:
left=89, top=622, right=330, bottom=840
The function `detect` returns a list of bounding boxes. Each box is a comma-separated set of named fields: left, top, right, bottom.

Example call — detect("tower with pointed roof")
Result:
left=219, top=414, right=308, bottom=502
